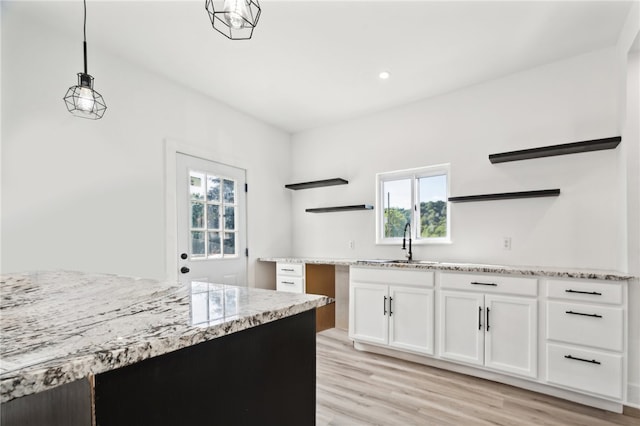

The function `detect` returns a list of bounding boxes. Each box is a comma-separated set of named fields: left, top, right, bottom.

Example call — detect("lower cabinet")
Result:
left=439, top=291, right=537, bottom=378
left=350, top=268, right=435, bottom=355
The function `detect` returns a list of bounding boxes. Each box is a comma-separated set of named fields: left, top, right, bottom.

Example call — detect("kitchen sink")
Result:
left=357, top=259, right=439, bottom=265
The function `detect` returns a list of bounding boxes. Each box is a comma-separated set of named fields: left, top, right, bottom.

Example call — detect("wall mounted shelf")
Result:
left=448, top=189, right=560, bottom=203
left=488, top=136, right=621, bottom=164
left=285, top=178, right=348, bottom=190
left=306, top=204, right=373, bottom=213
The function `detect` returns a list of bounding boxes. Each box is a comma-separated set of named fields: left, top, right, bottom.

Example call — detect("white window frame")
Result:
left=375, top=164, right=451, bottom=245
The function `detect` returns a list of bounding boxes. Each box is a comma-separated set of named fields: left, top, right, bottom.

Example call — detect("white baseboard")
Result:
left=627, top=382, right=640, bottom=408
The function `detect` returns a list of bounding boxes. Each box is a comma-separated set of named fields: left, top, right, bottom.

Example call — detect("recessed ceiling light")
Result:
left=379, top=71, right=390, bottom=80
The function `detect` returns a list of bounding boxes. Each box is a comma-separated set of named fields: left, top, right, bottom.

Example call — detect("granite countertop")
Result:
left=0, top=271, right=331, bottom=403
left=259, top=257, right=634, bottom=281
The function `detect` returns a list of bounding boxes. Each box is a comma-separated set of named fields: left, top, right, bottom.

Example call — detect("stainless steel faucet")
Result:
left=402, top=222, right=412, bottom=261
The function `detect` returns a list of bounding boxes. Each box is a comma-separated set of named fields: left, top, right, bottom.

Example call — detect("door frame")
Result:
left=164, top=139, right=249, bottom=283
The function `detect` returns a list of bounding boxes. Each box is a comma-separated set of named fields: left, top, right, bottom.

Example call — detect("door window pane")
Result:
left=207, top=176, right=220, bottom=202
left=191, top=231, right=205, bottom=257
left=223, top=179, right=235, bottom=203
left=190, top=172, right=205, bottom=200
left=224, top=206, right=235, bottom=230
left=191, top=202, right=204, bottom=228
left=208, top=232, right=221, bottom=255
left=207, top=205, right=220, bottom=229
left=382, top=179, right=412, bottom=238
left=223, top=232, right=236, bottom=255
left=418, top=175, right=448, bottom=238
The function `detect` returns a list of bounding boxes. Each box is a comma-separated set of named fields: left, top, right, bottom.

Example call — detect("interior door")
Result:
left=177, top=153, right=247, bottom=286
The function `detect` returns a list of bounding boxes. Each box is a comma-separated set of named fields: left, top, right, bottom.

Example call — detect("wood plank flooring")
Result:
left=316, top=328, right=640, bottom=425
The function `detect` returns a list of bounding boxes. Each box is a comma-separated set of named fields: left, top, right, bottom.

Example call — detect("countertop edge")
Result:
left=258, top=257, right=635, bottom=281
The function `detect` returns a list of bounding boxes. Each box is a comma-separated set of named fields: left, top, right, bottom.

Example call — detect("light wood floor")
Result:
left=316, top=328, right=640, bottom=426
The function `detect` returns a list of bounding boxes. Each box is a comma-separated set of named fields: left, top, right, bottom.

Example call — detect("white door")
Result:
left=177, top=153, right=247, bottom=286
left=349, top=282, right=388, bottom=346
left=484, top=295, right=537, bottom=378
left=439, top=291, right=484, bottom=366
left=388, top=286, right=434, bottom=355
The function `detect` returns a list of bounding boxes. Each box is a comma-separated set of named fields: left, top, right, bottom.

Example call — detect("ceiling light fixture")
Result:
left=63, top=0, right=106, bottom=120
left=379, top=71, right=391, bottom=80
left=205, top=0, right=261, bottom=40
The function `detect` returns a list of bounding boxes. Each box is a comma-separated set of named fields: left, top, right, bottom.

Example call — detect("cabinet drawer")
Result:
left=547, top=279, right=622, bottom=305
left=350, top=267, right=434, bottom=287
left=440, top=273, right=537, bottom=296
left=546, top=343, right=622, bottom=399
left=276, top=277, right=304, bottom=294
left=276, top=263, right=304, bottom=277
left=547, top=301, right=623, bottom=351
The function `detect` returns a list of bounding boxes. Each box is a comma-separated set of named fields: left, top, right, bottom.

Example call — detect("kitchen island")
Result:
left=0, top=271, right=331, bottom=426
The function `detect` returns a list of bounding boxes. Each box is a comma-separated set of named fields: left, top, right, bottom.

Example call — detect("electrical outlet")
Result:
left=348, top=240, right=355, bottom=250
left=503, top=237, right=512, bottom=250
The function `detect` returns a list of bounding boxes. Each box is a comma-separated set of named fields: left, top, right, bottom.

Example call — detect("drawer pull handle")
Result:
left=281, top=268, right=295, bottom=272
left=565, top=289, right=602, bottom=296
left=282, top=281, right=295, bottom=285
left=564, top=354, right=601, bottom=365
left=565, top=310, right=603, bottom=318
left=471, top=281, right=497, bottom=287
left=383, top=296, right=387, bottom=316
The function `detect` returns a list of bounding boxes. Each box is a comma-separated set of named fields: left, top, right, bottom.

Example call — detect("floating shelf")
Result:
left=285, top=178, right=348, bottom=190
left=306, top=204, right=374, bottom=213
left=448, top=189, right=560, bottom=203
left=489, top=136, right=621, bottom=164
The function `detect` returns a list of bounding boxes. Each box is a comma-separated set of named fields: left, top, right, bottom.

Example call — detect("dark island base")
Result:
left=95, top=309, right=317, bottom=426
left=1, top=310, right=317, bottom=426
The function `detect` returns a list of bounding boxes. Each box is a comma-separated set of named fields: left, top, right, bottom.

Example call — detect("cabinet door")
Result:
left=439, top=291, right=484, bottom=366
left=484, top=295, right=537, bottom=378
left=349, top=282, right=388, bottom=345
left=388, top=286, right=434, bottom=355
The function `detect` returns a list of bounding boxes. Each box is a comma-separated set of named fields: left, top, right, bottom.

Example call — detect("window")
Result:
left=189, top=170, right=238, bottom=258
left=376, top=164, right=450, bottom=244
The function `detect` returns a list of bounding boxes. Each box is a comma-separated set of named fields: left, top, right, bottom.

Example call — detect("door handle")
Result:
left=478, top=306, right=482, bottom=330
left=389, top=297, right=393, bottom=316
left=180, top=266, right=190, bottom=274
left=180, top=253, right=188, bottom=260
left=486, top=307, right=490, bottom=331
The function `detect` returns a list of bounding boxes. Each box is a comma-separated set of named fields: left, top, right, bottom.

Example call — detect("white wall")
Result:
left=291, top=48, right=622, bottom=271
left=1, top=8, right=292, bottom=286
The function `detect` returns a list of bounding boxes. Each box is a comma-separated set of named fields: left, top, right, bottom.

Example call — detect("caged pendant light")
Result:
left=63, top=0, right=107, bottom=119
left=205, top=0, right=261, bottom=40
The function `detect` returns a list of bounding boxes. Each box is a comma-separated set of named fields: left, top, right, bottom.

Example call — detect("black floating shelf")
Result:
left=285, top=178, right=348, bottom=190
left=306, top=204, right=374, bottom=213
left=489, top=136, right=621, bottom=164
left=448, top=189, right=560, bottom=203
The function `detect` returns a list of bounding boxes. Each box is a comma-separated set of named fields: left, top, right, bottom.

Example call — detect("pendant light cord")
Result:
left=83, top=0, right=88, bottom=75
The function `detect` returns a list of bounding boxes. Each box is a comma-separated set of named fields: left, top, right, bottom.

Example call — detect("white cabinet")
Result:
left=276, top=262, right=305, bottom=293
left=545, top=279, right=626, bottom=400
left=350, top=268, right=435, bottom=355
left=439, top=273, right=538, bottom=379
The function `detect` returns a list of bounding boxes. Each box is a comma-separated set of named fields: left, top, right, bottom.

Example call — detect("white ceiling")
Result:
left=5, top=0, right=634, bottom=133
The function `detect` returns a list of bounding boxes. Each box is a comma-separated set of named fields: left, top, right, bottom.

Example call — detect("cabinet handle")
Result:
left=383, top=296, right=387, bottom=316
left=486, top=307, right=490, bottom=331
left=389, top=297, right=393, bottom=317
left=471, top=281, right=498, bottom=287
left=564, top=354, right=601, bottom=365
left=282, top=281, right=295, bottom=285
left=565, top=310, right=603, bottom=318
left=478, top=306, right=483, bottom=330
left=565, top=289, right=602, bottom=296
left=281, top=268, right=295, bottom=272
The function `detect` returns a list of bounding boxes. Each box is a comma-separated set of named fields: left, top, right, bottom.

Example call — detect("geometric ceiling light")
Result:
left=63, top=0, right=107, bottom=119
left=205, top=0, right=261, bottom=40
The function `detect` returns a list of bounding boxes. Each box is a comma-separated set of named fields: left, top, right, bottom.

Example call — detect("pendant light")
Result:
left=205, top=0, right=261, bottom=40
left=63, top=0, right=107, bottom=119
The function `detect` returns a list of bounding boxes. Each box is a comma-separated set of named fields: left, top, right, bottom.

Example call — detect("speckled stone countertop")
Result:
left=0, top=271, right=331, bottom=403
left=259, top=257, right=634, bottom=281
